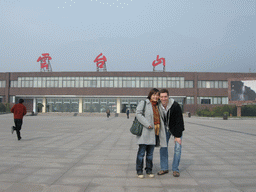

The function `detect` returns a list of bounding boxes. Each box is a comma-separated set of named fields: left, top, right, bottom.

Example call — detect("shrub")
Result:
left=223, top=111, right=229, bottom=116
left=242, top=105, right=256, bottom=116
left=5, top=103, right=11, bottom=113
left=0, top=103, right=6, bottom=112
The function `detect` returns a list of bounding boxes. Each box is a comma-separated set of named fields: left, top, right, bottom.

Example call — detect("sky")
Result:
left=0, top=0, right=255, bottom=73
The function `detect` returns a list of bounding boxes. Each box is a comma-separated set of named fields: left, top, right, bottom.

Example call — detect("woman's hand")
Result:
left=148, top=125, right=153, bottom=129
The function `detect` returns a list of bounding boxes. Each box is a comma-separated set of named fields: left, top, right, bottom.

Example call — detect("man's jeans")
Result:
left=160, top=129, right=182, bottom=172
left=136, top=144, right=155, bottom=174
left=14, top=119, right=23, bottom=140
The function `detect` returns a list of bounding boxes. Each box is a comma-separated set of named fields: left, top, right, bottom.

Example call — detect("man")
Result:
left=126, top=108, right=130, bottom=119
left=158, top=89, right=184, bottom=177
left=106, top=108, right=110, bottom=118
left=11, top=99, right=27, bottom=140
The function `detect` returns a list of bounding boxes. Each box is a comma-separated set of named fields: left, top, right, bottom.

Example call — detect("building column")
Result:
left=116, top=97, right=121, bottom=113
left=79, top=98, right=83, bottom=113
left=42, top=98, right=46, bottom=113
left=237, top=105, right=242, bottom=117
left=33, top=98, right=36, bottom=113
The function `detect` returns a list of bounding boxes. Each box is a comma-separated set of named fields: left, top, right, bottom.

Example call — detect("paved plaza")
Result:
left=0, top=113, right=256, bottom=192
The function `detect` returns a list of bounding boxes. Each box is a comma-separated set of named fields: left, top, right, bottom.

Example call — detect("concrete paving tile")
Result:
left=160, top=178, right=198, bottom=186
left=65, top=169, right=99, bottom=177
left=245, top=170, right=256, bottom=177
left=126, top=178, right=162, bottom=187
left=187, top=170, right=220, bottom=178
left=195, top=178, right=236, bottom=187
left=126, top=187, right=166, bottom=192
left=200, top=187, right=242, bottom=192
left=0, top=182, right=13, bottom=191
left=32, top=168, right=66, bottom=175
left=1, top=115, right=256, bottom=191
left=96, top=169, right=127, bottom=177
left=91, top=178, right=126, bottom=186
left=54, top=177, right=92, bottom=185
left=242, top=187, right=256, bottom=192
left=166, top=188, right=203, bottom=192
left=3, top=183, right=47, bottom=192
left=229, top=178, right=256, bottom=186
left=43, top=185, right=86, bottom=192
left=220, top=171, right=251, bottom=177
left=85, top=186, right=125, bottom=192
left=0, top=173, right=28, bottom=182
left=7, top=168, right=39, bottom=175
left=74, top=164, right=102, bottom=170
left=20, top=175, right=59, bottom=184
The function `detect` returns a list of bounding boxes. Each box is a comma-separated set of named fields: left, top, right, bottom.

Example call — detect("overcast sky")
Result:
left=0, top=0, right=255, bottom=73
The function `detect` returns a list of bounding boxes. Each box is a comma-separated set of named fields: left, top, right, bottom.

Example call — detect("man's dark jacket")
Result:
left=159, top=99, right=185, bottom=138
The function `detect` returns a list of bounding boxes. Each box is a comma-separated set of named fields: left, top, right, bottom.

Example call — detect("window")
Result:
left=186, top=97, right=194, bottom=104
left=198, top=80, right=228, bottom=88
left=198, top=97, right=228, bottom=104
left=185, top=81, right=194, bottom=88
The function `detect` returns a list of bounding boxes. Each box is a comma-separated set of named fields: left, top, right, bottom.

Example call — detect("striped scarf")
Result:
left=150, top=100, right=160, bottom=135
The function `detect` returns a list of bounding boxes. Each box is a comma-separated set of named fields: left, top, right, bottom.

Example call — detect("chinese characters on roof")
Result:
left=152, top=55, right=165, bottom=72
left=94, top=53, right=107, bottom=72
left=37, top=53, right=52, bottom=72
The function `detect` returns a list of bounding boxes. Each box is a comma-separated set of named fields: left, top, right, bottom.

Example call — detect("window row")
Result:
left=198, top=81, right=228, bottom=88
left=10, top=76, right=194, bottom=88
left=198, top=97, right=228, bottom=104
left=0, top=81, right=6, bottom=88
left=186, top=97, right=194, bottom=104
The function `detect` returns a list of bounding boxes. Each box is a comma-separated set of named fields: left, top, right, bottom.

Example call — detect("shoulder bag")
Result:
left=130, top=100, right=146, bottom=136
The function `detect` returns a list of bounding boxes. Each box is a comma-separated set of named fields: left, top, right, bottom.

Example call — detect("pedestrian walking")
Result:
left=11, top=99, right=27, bottom=140
left=106, top=108, right=110, bottom=118
left=126, top=109, right=130, bottom=119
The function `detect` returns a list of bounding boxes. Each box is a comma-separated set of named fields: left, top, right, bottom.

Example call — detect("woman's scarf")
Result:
left=150, top=100, right=160, bottom=135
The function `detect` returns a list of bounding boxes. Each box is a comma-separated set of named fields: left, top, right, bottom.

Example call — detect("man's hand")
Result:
left=148, top=125, right=153, bottom=129
left=174, top=137, right=182, bottom=145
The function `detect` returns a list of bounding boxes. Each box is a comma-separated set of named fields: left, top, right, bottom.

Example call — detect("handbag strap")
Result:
left=142, top=100, right=146, bottom=116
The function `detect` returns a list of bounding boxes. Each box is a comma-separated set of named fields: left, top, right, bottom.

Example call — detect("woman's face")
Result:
left=151, top=92, right=159, bottom=102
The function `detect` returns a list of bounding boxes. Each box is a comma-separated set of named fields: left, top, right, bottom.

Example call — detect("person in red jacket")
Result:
left=11, top=99, right=27, bottom=140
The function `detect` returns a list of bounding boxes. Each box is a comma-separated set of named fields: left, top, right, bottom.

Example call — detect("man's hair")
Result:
left=18, top=99, right=24, bottom=104
left=147, top=88, right=160, bottom=99
left=159, top=89, right=169, bottom=96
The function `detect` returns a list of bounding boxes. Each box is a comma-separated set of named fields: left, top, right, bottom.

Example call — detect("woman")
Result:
left=135, top=88, right=165, bottom=178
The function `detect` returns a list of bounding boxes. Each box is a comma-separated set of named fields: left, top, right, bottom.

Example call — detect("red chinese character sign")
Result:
left=94, top=53, right=107, bottom=72
left=37, top=53, right=52, bottom=72
left=152, top=55, right=165, bottom=72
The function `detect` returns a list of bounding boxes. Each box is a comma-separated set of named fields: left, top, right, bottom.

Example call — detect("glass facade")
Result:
left=10, top=76, right=192, bottom=89
left=186, top=97, right=195, bottom=104
left=45, top=98, right=79, bottom=112
left=197, top=97, right=228, bottom=104
left=83, top=98, right=117, bottom=113
left=0, top=81, right=6, bottom=88
left=198, top=81, right=228, bottom=88
left=120, top=97, right=147, bottom=113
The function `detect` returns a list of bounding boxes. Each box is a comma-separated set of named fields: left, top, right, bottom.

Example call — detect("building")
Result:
left=1, top=71, right=256, bottom=114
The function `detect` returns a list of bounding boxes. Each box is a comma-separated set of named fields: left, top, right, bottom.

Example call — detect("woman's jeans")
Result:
left=160, top=129, right=182, bottom=172
left=136, top=144, right=155, bottom=174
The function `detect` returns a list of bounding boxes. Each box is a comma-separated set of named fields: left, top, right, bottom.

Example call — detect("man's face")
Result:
left=160, top=92, right=169, bottom=106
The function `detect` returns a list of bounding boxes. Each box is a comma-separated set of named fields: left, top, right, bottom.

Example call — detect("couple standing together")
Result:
left=135, top=88, right=184, bottom=178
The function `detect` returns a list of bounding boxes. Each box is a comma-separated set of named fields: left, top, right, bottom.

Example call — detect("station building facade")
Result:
left=1, top=71, right=256, bottom=114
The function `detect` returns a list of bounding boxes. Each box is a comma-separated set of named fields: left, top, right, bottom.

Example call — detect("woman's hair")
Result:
left=147, top=88, right=160, bottom=99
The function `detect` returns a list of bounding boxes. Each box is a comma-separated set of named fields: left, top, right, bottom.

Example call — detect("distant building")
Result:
left=1, top=71, right=256, bottom=114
